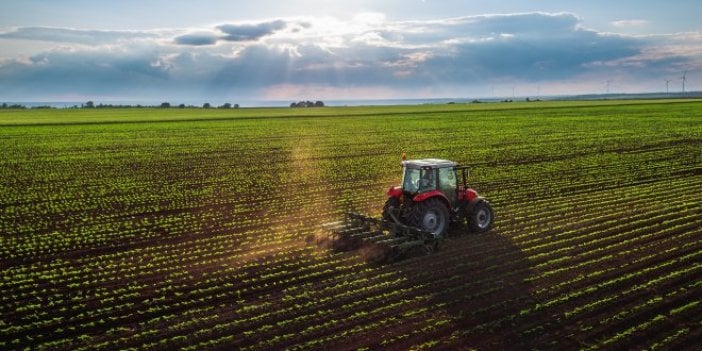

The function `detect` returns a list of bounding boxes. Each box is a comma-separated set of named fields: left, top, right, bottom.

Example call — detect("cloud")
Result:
left=0, top=12, right=701, bottom=101
left=217, top=20, right=287, bottom=42
left=173, top=20, right=291, bottom=46
left=174, top=32, right=219, bottom=46
left=0, top=26, right=157, bottom=45
left=611, top=19, right=649, bottom=28
left=0, top=48, right=172, bottom=99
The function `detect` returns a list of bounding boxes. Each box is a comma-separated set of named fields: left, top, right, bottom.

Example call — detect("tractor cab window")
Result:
left=402, top=167, right=436, bottom=194
left=439, top=167, right=457, bottom=189
left=402, top=167, right=420, bottom=193
left=439, top=167, right=457, bottom=204
left=419, top=169, right=437, bottom=192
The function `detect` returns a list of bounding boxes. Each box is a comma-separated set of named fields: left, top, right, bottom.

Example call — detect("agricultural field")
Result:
left=1, top=100, right=701, bottom=350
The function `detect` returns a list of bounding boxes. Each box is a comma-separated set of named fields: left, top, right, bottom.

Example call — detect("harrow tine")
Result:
left=348, top=230, right=383, bottom=240
left=332, top=226, right=365, bottom=236
left=372, top=236, right=409, bottom=246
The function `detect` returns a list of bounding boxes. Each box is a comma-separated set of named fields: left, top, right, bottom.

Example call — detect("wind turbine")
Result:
left=681, top=71, right=688, bottom=93
left=665, top=79, right=671, bottom=94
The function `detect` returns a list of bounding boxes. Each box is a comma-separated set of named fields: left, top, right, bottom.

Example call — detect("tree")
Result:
left=84, top=101, right=95, bottom=108
left=234, top=104, right=240, bottom=109
left=220, top=103, right=232, bottom=109
left=203, top=102, right=211, bottom=109
left=160, top=102, right=171, bottom=108
left=290, top=100, right=324, bottom=108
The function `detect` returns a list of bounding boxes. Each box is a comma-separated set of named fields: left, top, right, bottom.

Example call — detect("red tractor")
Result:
left=382, top=158, right=494, bottom=236
left=324, top=158, right=494, bottom=262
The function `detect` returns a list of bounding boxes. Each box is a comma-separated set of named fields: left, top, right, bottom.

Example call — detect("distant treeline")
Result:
left=0, top=101, right=241, bottom=109
left=0, top=100, right=329, bottom=109
left=290, top=101, right=325, bottom=108
left=0, top=103, right=43, bottom=109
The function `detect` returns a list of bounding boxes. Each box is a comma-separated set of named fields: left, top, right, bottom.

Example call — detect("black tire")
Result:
left=382, top=197, right=401, bottom=222
left=411, top=198, right=449, bottom=237
left=468, top=200, right=494, bottom=233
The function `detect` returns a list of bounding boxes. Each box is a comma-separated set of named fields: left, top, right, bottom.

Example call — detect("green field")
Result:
left=1, top=100, right=701, bottom=350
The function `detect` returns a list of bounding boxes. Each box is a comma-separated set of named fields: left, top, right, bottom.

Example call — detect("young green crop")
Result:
left=1, top=99, right=701, bottom=350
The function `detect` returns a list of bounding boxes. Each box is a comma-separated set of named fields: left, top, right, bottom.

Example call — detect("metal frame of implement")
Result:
left=322, top=212, right=441, bottom=262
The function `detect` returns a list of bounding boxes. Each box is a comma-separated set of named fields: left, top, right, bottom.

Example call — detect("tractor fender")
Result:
left=457, top=187, right=479, bottom=202
left=386, top=186, right=403, bottom=198
left=465, top=188, right=479, bottom=202
left=412, top=190, right=452, bottom=210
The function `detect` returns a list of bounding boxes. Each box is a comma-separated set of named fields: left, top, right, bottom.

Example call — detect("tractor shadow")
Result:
left=384, top=224, right=562, bottom=350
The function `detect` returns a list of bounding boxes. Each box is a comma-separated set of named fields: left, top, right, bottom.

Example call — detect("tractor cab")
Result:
left=401, top=159, right=458, bottom=205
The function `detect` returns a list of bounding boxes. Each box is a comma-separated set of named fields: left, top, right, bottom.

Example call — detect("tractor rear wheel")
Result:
left=468, top=200, right=494, bottom=233
left=412, top=198, right=449, bottom=236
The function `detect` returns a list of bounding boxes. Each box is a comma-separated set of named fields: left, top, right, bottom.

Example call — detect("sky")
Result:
left=1, top=0, right=701, bottom=103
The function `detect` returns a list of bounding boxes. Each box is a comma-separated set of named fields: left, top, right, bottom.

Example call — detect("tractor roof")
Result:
left=402, top=159, right=457, bottom=169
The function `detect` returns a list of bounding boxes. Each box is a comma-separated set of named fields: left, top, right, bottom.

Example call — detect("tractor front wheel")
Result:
left=468, top=200, right=494, bottom=233
left=412, top=198, right=449, bottom=237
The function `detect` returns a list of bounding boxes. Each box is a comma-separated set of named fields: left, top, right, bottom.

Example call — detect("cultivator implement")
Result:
left=321, top=212, right=441, bottom=263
